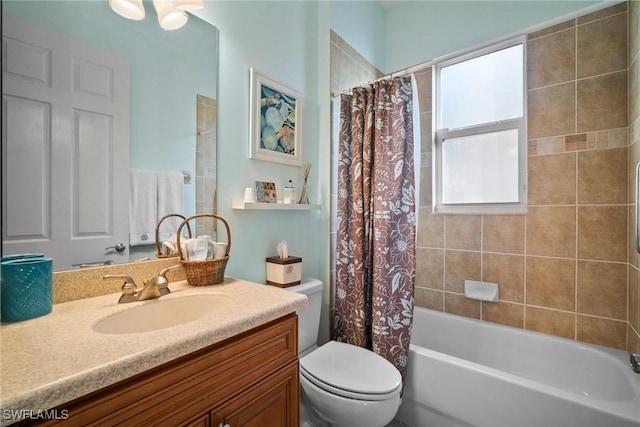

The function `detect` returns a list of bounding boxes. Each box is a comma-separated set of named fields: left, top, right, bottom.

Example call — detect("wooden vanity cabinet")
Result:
left=29, top=314, right=299, bottom=427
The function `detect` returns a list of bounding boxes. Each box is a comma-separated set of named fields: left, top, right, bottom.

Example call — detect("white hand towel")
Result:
left=129, top=169, right=158, bottom=246
left=157, top=171, right=185, bottom=242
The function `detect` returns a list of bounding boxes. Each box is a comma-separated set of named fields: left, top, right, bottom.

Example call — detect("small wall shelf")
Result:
left=232, top=197, right=320, bottom=211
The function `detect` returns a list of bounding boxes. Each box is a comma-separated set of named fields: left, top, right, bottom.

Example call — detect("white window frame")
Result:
left=433, top=37, right=527, bottom=214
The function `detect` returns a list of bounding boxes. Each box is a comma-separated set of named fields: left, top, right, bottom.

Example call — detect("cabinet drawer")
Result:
left=28, top=314, right=298, bottom=426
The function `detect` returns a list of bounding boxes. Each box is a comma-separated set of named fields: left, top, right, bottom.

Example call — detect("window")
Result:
left=433, top=38, right=526, bottom=214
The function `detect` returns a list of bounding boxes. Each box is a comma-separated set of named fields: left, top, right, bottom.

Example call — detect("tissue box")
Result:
left=266, top=256, right=302, bottom=287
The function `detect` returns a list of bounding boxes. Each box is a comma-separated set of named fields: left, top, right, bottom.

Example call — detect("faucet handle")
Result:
left=103, top=274, right=137, bottom=294
left=147, top=264, right=181, bottom=296
left=159, top=264, right=181, bottom=279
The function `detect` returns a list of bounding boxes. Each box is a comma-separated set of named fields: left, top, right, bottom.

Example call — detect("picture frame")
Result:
left=254, top=181, right=277, bottom=203
left=249, top=67, right=302, bottom=166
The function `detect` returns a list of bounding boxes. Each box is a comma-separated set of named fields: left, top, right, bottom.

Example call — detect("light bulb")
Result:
left=153, top=0, right=188, bottom=30
left=173, top=0, right=204, bottom=11
left=109, top=0, right=145, bottom=20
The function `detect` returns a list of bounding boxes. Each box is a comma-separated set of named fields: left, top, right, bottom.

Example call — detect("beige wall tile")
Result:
left=526, top=256, right=576, bottom=311
left=630, top=265, right=640, bottom=331
left=528, top=20, right=575, bottom=40
left=445, top=250, right=481, bottom=293
left=577, top=71, right=628, bottom=132
left=416, top=248, right=444, bottom=290
left=445, top=292, right=480, bottom=319
left=631, top=54, right=639, bottom=124
left=576, top=1, right=626, bottom=25
left=578, top=148, right=628, bottom=204
left=528, top=153, right=576, bottom=205
left=482, top=215, right=525, bottom=254
left=577, top=12, right=628, bottom=78
left=482, top=301, right=524, bottom=328
left=525, top=306, right=575, bottom=339
left=482, top=253, right=524, bottom=303
left=631, top=0, right=640, bottom=66
left=420, top=165, right=432, bottom=207
left=528, top=28, right=575, bottom=89
left=629, top=205, right=640, bottom=269
left=420, top=112, right=432, bottom=153
left=528, top=82, right=576, bottom=139
left=578, top=206, right=627, bottom=262
left=336, top=47, right=358, bottom=92
left=445, top=215, right=481, bottom=250
left=577, top=315, right=627, bottom=350
left=526, top=206, right=577, bottom=258
left=414, top=69, right=432, bottom=114
left=629, top=325, right=640, bottom=353
left=415, top=287, right=443, bottom=311
left=577, top=261, right=627, bottom=320
left=417, top=208, right=444, bottom=248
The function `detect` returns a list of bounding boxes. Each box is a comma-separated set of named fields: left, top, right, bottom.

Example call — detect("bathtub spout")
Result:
left=631, top=353, right=640, bottom=373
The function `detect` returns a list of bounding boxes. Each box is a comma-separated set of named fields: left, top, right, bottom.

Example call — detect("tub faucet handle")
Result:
left=631, top=353, right=640, bottom=374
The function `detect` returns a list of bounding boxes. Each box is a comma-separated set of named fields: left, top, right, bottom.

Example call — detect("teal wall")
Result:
left=384, top=0, right=603, bottom=72
left=195, top=1, right=327, bottom=284
left=329, top=1, right=386, bottom=70
left=325, top=1, right=605, bottom=73
left=3, top=1, right=218, bottom=218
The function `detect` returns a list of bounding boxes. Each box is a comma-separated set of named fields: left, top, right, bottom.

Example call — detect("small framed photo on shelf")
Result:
left=255, top=181, right=277, bottom=203
left=249, top=67, right=302, bottom=166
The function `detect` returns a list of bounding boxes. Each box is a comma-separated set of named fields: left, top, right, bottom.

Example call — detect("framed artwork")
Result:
left=249, top=68, right=302, bottom=166
left=255, top=181, right=277, bottom=203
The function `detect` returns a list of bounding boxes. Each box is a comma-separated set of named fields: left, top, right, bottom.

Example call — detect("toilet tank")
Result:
left=285, top=277, right=323, bottom=354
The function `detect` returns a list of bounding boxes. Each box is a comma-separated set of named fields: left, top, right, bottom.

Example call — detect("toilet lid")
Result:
left=299, top=341, right=402, bottom=399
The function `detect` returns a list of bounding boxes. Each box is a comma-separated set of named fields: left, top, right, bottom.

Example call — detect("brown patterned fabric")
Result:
left=335, top=76, right=416, bottom=381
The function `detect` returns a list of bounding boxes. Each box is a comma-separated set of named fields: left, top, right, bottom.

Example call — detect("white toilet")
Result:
left=287, top=278, right=402, bottom=427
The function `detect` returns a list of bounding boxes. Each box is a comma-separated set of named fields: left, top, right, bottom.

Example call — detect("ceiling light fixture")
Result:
left=109, top=0, right=145, bottom=20
left=173, top=0, right=204, bottom=11
left=153, top=0, right=188, bottom=30
left=109, top=0, right=200, bottom=31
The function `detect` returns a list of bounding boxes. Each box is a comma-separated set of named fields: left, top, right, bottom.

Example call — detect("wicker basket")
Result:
left=176, top=213, right=231, bottom=286
left=155, top=213, right=193, bottom=259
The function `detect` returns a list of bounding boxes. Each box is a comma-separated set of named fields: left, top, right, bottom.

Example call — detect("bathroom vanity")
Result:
left=0, top=279, right=306, bottom=426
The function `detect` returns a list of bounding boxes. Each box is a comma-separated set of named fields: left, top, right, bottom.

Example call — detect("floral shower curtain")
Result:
left=334, top=76, right=416, bottom=380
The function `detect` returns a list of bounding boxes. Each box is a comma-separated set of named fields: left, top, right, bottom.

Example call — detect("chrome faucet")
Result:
left=103, top=265, right=180, bottom=304
left=632, top=353, right=640, bottom=374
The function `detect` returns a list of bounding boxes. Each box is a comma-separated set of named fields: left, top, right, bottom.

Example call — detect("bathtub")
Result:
left=395, top=307, right=640, bottom=427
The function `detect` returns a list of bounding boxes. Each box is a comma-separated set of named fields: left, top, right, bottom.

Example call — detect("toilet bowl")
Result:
left=300, top=340, right=402, bottom=427
left=287, top=279, right=402, bottom=427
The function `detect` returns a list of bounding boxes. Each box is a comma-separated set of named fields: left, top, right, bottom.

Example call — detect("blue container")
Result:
left=1, top=256, right=53, bottom=322
left=1, top=253, right=44, bottom=262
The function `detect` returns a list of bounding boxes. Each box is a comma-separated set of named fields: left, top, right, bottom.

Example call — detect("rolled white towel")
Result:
left=162, top=240, right=176, bottom=256
left=192, top=236, right=210, bottom=261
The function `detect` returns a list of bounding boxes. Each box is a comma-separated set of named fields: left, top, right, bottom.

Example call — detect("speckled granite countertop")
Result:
left=0, top=277, right=306, bottom=425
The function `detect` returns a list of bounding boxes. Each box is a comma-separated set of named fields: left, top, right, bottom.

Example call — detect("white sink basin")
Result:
left=93, top=294, right=231, bottom=334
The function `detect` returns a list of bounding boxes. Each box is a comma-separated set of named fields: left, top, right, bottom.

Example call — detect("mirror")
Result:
left=2, top=1, right=218, bottom=271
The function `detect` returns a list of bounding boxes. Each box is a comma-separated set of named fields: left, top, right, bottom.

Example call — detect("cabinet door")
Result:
left=183, top=413, right=209, bottom=427
left=211, top=361, right=299, bottom=427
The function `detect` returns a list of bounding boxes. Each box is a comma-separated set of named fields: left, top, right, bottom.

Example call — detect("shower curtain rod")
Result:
left=330, top=60, right=433, bottom=97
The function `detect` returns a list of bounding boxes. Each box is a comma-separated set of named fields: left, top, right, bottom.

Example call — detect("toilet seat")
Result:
left=299, top=341, right=402, bottom=401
